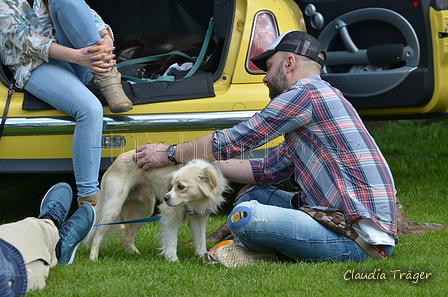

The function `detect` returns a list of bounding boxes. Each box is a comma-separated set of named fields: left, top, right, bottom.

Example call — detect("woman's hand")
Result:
left=48, top=38, right=116, bottom=72
left=83, top=39, right=116, bottom=72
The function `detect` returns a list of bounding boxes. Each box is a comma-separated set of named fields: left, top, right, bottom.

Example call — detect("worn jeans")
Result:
left=227, top=186, right=371, bottom=262
left=23, top=0, right=104, bottom=197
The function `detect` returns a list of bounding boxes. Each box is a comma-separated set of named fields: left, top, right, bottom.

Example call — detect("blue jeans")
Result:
left=227, top=186, right=371, bottom=262
left=23, top=0, right=103, bottom=198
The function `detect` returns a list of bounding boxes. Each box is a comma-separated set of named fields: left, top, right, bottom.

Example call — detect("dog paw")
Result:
left=161, top=250, right=179, bottom=262
left=89, top=254, right=99, bottom=262
left=137, top=67, right=146, bottom=78
left=124, top=246, right=140, bottom=254
left=194, top=249, right=208, bottom=256
left=166, top=255, right=179, bottom=262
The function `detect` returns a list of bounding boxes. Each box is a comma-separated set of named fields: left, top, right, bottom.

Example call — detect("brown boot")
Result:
left=78, top=193, right=100, bottom=207
left=93, top=66, right=133, bottom=113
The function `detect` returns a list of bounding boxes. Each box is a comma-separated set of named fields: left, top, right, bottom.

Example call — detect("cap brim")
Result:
left=250, top=50, right=277, bottom=71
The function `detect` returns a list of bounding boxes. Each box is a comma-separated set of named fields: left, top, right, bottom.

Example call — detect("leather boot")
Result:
left=77, top=193, right=100, bottom=207
left=93, top=66, right=133, bottom=113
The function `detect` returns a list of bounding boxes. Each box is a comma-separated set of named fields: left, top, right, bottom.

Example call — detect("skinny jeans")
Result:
left=228, top=186, right=371, bottom=262
left=23, top=0, right=104, bottom=198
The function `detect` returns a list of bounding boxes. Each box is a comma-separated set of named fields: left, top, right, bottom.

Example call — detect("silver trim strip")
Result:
left=2, top=110, right=258, bottom=136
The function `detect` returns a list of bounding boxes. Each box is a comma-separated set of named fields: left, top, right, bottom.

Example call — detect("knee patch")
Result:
left=227, top=205, right=252, bottom=230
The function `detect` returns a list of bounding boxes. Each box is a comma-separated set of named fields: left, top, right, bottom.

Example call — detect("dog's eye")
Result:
left=177, top=183, right=185, bottom=190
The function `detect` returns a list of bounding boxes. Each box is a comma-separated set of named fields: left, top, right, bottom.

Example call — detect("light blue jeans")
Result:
left=228, top=186, right=371, bottom=262
left=23, top=0, right=103, bottom=198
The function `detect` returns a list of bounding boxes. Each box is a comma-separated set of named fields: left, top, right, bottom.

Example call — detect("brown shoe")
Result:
left=77, top=192, right=100, bottom=207
left=93, top=65, right=133, bottom=113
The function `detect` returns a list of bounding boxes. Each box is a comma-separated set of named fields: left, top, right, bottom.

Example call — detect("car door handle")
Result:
left=335, top=20, right=358, bottom=53
left=326, top=44, right=406, bottom=66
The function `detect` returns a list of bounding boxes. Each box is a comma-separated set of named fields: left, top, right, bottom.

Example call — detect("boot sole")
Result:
left=110, top=106, right=133, bottom=113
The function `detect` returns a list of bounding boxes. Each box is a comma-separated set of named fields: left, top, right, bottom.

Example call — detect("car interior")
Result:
left=1, top=0, right=234, bottom=110
left=295, top=0, right=446, bottom=111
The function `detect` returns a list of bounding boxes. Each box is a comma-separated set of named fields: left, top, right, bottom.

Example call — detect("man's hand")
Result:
left=132, top=133, right=215, bottom=171
left=132, top=144, right=170, bottom=171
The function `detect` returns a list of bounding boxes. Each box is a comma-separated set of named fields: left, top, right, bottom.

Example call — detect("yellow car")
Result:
left=1, top=0, right=447, bottom=175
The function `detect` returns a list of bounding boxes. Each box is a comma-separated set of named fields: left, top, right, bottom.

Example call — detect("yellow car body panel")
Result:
left=1, top=0, right=448, bottom=173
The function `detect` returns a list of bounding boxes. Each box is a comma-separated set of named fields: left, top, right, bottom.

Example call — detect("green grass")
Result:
left=2, top=119, right=448, bottom=296
left=27, top=217, right=448, bottom=297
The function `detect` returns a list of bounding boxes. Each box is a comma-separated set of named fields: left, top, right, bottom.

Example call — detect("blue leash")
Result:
left=94, top=216, right=160, bottom=226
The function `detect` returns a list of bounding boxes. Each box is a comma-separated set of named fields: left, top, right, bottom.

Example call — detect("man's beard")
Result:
left=267, top=65, right=289, bottom=99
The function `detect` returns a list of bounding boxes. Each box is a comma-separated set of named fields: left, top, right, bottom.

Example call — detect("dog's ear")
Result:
left=165, top=173, right=174, bottom=192
left=197, top=167, right=218, bottom=197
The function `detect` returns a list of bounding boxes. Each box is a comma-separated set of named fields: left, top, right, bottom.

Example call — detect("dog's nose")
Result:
left=164, top=194, right=170, bottom=202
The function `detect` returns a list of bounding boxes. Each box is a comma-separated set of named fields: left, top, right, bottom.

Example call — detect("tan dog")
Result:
left=85, top=150, right=229, bottom=262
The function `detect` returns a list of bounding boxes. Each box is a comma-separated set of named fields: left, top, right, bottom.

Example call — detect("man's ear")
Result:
left=285, top=54, right=296, bottom=72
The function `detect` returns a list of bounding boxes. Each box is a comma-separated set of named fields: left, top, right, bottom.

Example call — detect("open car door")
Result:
left=295, top=0, right=448, bottom=119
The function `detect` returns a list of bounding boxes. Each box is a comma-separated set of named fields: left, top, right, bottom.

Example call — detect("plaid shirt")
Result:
left=212, top=75, right=397, bottom=238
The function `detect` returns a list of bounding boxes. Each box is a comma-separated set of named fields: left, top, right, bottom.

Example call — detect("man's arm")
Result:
left=132, top=133, right=214, bottom=170
left=132, top=137, right=256, bottom=183
left=215, top=159, right=256, bottom=184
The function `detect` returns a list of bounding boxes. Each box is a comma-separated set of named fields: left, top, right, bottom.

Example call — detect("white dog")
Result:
left=85, top=150, right=229, bottom=262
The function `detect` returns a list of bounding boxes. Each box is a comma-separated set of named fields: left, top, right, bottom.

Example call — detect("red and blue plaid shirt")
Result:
left=212, top=75, right=397, bottom=239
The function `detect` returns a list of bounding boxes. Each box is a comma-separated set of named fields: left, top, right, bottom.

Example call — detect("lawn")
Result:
left=2, top=119, right=448, bottom=296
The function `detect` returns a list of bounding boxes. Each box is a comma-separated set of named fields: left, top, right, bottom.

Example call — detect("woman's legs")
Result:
left=228, top=186, right=369, bottom=262
left=48, top=0, right=100, bottom=48
left=47, top=0, right=133, bottom=113
left=24, top=60, right=103, bottom=198
left=48, top=0, right=102, bottom=82
left=24, top=0, right=105, bottom=198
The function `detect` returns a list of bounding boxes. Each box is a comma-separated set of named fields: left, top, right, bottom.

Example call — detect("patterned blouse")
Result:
left=211, top=75, right=397, bottom=239
left=0, top=0, right=108, bottom=88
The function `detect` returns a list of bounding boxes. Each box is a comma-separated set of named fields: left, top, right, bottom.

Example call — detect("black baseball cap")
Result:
left=251, top=30, right=326, bottom=71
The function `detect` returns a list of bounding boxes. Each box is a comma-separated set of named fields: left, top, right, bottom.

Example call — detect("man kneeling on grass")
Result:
left=132, top=31, right=398, bottom=267
left=0, top=183, right=95, bottom=296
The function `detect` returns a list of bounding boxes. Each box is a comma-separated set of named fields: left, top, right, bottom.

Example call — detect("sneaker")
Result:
left=213, top=241, right=278, bottom=268
left=203, top=240, right=237, bottom=265
left=58, top=203, right=96, bottom=265
left=38, top=182, right=73, bottom=228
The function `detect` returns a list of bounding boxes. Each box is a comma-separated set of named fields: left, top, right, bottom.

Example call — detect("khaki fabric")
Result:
left=0, top=218, right=59, bottom=292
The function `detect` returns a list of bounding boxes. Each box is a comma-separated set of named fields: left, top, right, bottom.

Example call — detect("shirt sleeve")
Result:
left=250, top=141, right=294, bottom=185
left=89, top=8, right=114, bottom=39
left=0, top=1, right=54, bottom=62
left=211, top=84, right=312, bottom=161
